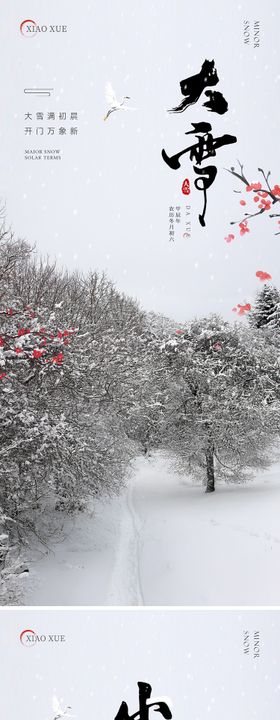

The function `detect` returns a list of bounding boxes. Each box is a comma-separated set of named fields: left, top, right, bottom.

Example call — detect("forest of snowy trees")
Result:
left=1, top=217, right=280, bottom=598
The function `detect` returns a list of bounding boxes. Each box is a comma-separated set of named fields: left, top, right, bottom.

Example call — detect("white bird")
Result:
left=103, top=82, right=136, bottom=121
left=52, top=695, right=75, bottom=720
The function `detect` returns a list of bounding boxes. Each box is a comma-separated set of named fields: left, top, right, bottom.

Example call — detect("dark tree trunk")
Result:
left=205, top=440, right=215, bottom=493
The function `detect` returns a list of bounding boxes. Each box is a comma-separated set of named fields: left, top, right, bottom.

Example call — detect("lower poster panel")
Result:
left=0, top=608, right=279, bottom=719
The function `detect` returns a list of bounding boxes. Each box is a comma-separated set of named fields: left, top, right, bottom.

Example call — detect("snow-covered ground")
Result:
left=23, top=454, right=280, bottom=606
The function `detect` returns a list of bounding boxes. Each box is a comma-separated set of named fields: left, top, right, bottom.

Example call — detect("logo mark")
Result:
left=20, top=20, right=68, bottom=35
left=20, top=628, right=36, bottom=646
left=20, top=629, right=66, bottom=646
left=20, top=19, right=37, bottom=37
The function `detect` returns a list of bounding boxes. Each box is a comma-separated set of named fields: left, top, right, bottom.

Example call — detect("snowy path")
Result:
left=24, top=454, right=280, bottom=606
left=106, top=482, right=144, bottom=605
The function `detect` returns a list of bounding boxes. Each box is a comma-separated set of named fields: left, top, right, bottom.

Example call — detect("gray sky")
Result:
left=0, top=0, right=279, bottom=323
left=1, top=608, right=280, bottom=720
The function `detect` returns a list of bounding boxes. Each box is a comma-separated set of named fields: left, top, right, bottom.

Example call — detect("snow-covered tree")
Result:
left=249, top=284, right=280, bottom=329
left=0, top=220, right=148, bottom=563
left=159, top=315, right=280, bottom=492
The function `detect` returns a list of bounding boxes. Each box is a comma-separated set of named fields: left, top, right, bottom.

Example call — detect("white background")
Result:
left=1, top=608, right=280, bottom=720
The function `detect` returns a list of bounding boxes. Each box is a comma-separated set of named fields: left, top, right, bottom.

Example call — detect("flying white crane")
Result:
left=103, top=82, right=136, bottom=121
left=52, top=695, right=76, bottom=720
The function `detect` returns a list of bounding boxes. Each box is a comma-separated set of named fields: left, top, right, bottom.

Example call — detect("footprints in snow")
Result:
left=210, top=519, right=280, bottom=545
